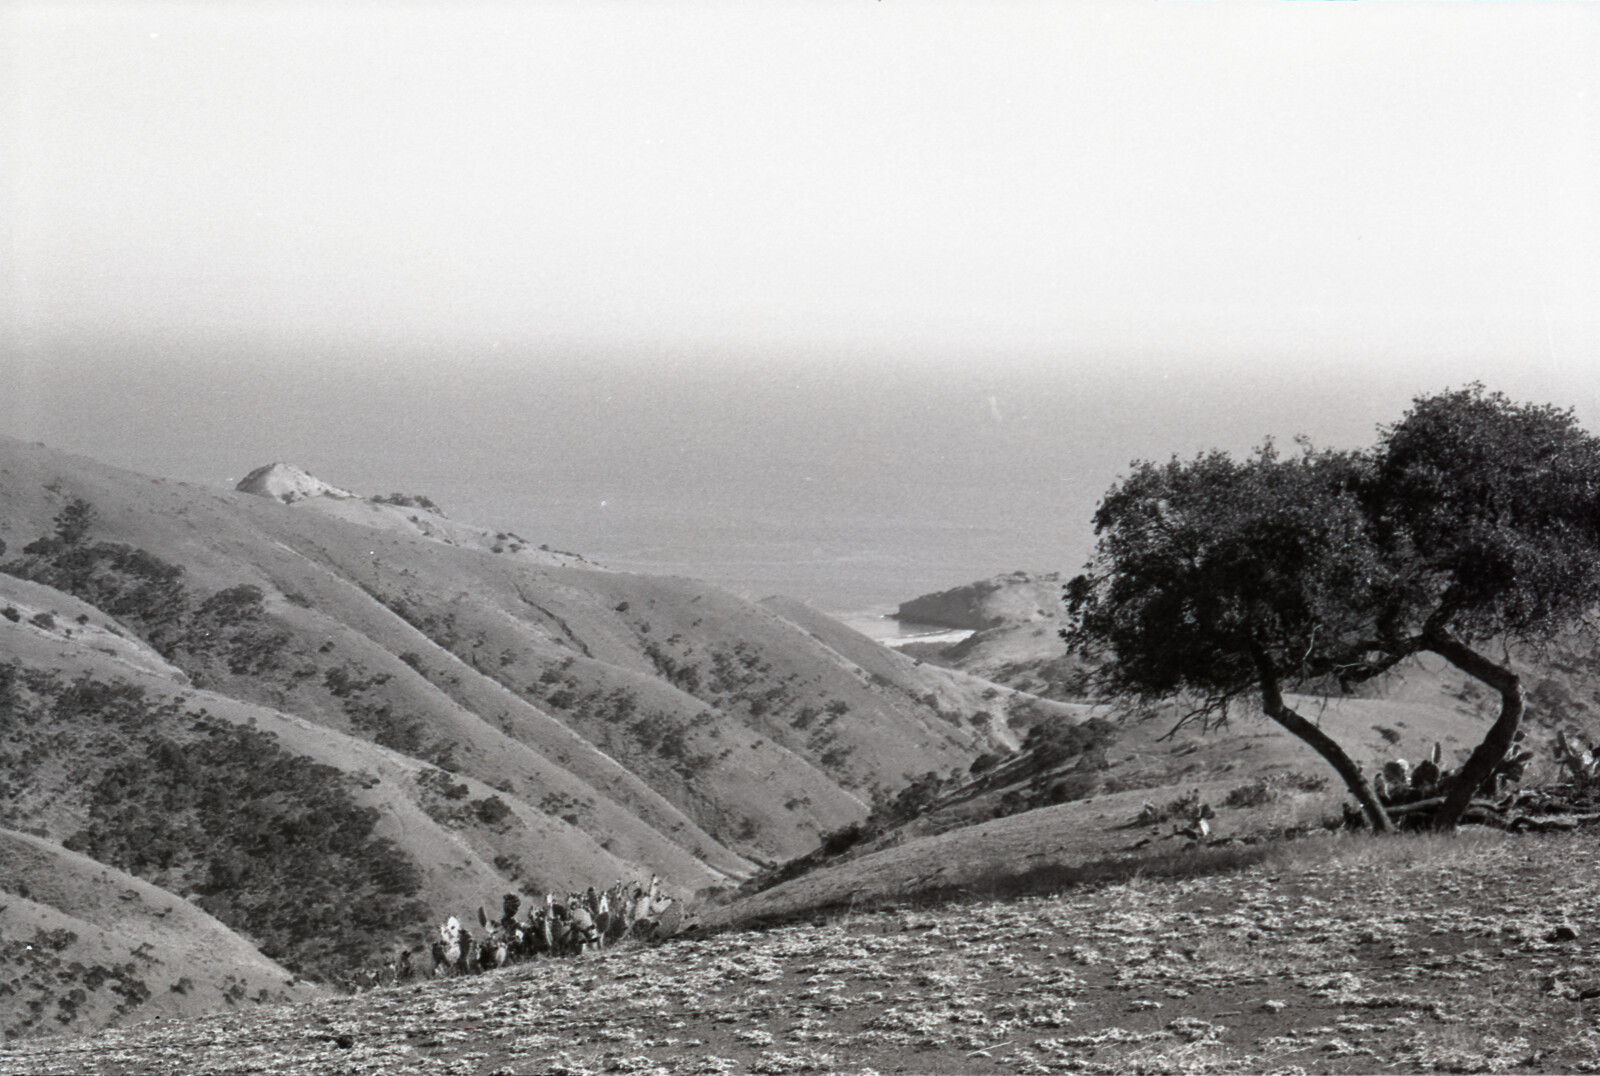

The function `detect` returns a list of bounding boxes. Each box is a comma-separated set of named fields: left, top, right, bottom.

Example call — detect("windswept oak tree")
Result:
left=1063, top=442, right=1403, bottom=831
left=1065, top=386, right=1600, bottom=832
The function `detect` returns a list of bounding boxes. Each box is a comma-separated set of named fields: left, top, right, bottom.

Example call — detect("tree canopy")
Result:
left=1065, top=385, right=1600, bottom=831
left=1370, top=387, right=1600, bottom=642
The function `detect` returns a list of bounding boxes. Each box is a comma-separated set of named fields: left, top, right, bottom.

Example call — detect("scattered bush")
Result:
left=343, top=699, right=431, bottom=758
left=0, top=668, right=434, bottom=983
left=1, top=504, right=293, bottom=677
left=1223, top=781, right=1274, bottom=809
left=323, top=665, right=390, bottom=698
left=472, top=795, right=513, bottom=826
left=819, top=823, right=865, bottom=856
left=1136, top=789, right=1216, bottom=827
left=1223, top=772, right=1330, bottom=809
left=969, top=751, right=1003, bottom=775
left=370, top=492, right=442, bottom=514
left=51, top=498, right=96, bottom=546
left=1024, top=716, right=1118, bottom=770
left=870, top=770, right=954, bottom=829
left=418, top=767, right=469, bottom=801
left=1045, top=773, right=1100, bottom=804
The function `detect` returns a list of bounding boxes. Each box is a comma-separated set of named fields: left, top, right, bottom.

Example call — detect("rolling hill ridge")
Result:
left=15, top=440, right=1595, bottom=1043
left=0, top=436, right=1078, bottom=1037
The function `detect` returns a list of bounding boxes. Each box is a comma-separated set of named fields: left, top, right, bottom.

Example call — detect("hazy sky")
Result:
left=3, top=3, right=1598, bottom=608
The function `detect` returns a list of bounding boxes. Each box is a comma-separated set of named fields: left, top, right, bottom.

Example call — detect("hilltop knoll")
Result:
left=234, top=463, right=357, bottom=504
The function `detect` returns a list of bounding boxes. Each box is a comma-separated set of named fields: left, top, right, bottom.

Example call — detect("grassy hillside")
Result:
left=10, top=829, right=1600, bottom=1074
left=0, top=436, right=1041, bottom=1035
left=0, top=828, right=318, bottom=1040
left=0, top=437, right=1013, bottom=867
left=705, top=685, right=1494, bottom=928
left=721, top=570, right=1600, bottom=932
left=891, top=569, right=1066, bottom=630
left=12, top=437, right=1597, bottom=1046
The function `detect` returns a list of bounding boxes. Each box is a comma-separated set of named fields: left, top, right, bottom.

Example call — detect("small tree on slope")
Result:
left=1065, top=386, right=1600, bottom=833
left=1362, top=386, right=1600, bottom=828
left=1063, top=442, right=1402, bottom=832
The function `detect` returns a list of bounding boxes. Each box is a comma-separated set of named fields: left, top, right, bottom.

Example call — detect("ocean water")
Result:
left=467, top=481, right=1082, bottom=628
left=272, top=356, right=1134, bottom=621
left=6, top=340, right=1437, bottom=629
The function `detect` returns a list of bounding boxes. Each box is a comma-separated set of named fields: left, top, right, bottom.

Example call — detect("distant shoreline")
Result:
left=833, top=610, right=975, bottom=648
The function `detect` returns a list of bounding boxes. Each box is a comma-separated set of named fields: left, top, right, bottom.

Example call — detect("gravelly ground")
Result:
left=8, top=831, right=1600, bottom=1075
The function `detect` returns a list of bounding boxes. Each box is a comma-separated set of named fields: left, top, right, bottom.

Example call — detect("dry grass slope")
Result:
left=0, top=829, right=318, bottom=1040
left=0, top=436, right=1037, bottom=1036
left=8, top=830, right=1600, bottom=1074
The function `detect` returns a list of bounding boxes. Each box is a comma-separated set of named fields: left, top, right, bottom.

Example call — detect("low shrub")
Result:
left=819, top=823, right=865, bottom=857
left=472, top=795, right=513, bottom=826
left=2, top=503, right=291, bottom=676
left=1024, top=716, right=1118, bottom=770
left=370, top=492, right=442, bottom=514
left=1046, top=772, right=1100, bottom=804
left=1223, top=772, right=1330, bottom=809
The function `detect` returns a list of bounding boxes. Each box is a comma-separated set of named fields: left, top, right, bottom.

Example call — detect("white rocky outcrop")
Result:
left=235, top=463, right=358, bottom=505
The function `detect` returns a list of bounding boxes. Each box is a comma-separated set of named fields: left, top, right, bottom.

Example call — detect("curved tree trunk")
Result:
left=1424, top=630, right=1523, bottom=831
left=1253, top=646, right=1395, bottom=834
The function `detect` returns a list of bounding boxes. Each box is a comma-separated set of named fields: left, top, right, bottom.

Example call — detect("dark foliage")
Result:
left=529, top=673, right=718, bottom=782
left=1065, top=443, right=1392, bottom=707
left=2, top=926, right=152, bottom=1038
left=2, top=503, right=290, bottom=676
left=1223, top=772, right=1329, bottom=809
left=473, top=794, right=513, bottom=826
left=369, top=492, right=442, bottom=514
left=182, top=585, right=293, bottom=675
left=0, top=664, right=430, bottom=983
left=9, top=531, right=188, bottom=651
left=418, top=768, right=470, bottom=801
left=1023, top=717, right=1116, bottom=770
left=969, top=751, right=1002, bottom=775
left=874, top=770, right=953, bottom=827
left=1369, top=386, right=1600, bottom=641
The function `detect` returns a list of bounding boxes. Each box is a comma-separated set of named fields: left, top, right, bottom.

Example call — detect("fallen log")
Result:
left=1390, top=799, right=1600, bottom=832
left=1386, top=794, right=1518, bottom=817
left=1507, top=812, right=1600, bottom=833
